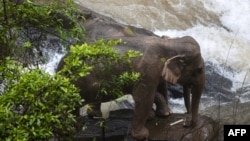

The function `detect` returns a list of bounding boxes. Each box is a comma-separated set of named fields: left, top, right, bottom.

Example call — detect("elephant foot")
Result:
left=131, top=126, right=149, bottom=141
left=156, top=106, right=172, bottom=117
left=183, top=116, right=197, bottom=128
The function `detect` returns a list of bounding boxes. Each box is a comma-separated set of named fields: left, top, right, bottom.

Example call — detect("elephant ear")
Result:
left=161, top=55, right=185, bottom=84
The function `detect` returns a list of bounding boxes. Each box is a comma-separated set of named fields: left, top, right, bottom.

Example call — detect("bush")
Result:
left=0, top=66, right=82, bottom=140
left=0, top=0, right=85, bottom=60
left=58, top=39, right=142, bottom=98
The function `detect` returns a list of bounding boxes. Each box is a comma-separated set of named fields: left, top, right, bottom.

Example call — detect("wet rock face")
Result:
left=75, top=109, right=219, bottom=141
left=204, top=62, right=233, bottom=93
left=168, top=83, right=183, bottom=99
left=204, top=62, right=234, bottom=102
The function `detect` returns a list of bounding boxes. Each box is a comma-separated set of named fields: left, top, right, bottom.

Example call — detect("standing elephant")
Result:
left=119, top=36, right=205, bottom=140
left=56, top=35, right=205, bottom=140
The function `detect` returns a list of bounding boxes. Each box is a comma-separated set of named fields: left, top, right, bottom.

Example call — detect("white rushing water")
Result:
left=76, top=0, right=250, bottom=89
left=39, top=52, right=64, bottom=75
left=155, top=0, right=250, bottom=90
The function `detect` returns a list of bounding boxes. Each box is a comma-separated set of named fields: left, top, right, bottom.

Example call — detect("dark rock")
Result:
left=168, top=83, right=184, bottom=99
left=204, top=62, right=235, bottom=102
left=75, top=109, right=219, bottom=141
left=204, top=62, right=233, bottom=93
left=76, top=6, right=158, bottom=42
left=75, top=109, right=134, bottom=141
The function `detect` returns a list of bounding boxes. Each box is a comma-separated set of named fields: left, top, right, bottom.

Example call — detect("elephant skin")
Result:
left=57, top=34, right=205, bottom=140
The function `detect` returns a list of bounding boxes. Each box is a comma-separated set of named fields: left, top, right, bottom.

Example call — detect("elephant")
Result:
left=56, top=35, right=205, bottom=140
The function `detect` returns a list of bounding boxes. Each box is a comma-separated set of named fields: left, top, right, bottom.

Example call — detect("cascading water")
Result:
left=74, top=0, right=250, bottom=87
left=42, top=0, right=250, bottom=124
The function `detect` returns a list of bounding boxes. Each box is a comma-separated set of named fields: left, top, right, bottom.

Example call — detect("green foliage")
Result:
left=0, top=1, right=87, bottom=140
left=96, top=119, right=106, bottom=129
left=0, top=57, right=22, bottom=93
left=58, top=39, right=135, bottom=79
left=0, top=0, right=85, bottom=60
left=58, top=39, right=142, bottom=98
left=100, top=72, right=141, bottom=98
left=0, top=64, right=82, bottom=140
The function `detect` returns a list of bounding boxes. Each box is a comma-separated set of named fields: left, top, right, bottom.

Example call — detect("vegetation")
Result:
left=0, top=0, right=84, bottom=61
left=58, top=39, right=142, bottom=98
left=0, top=63, right=82, bottom=140
left=0, top=0, right=141, bottom=140
left=0, top=1, right=84, bottom=140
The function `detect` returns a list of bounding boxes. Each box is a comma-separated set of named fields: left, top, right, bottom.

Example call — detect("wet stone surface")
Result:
left=75, top=109, right=219, bottom=141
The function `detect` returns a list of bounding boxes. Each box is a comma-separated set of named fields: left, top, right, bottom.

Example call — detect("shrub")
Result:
left=58, top=39, right=142, bottom=99
left=0, top=0, right=85, bottom=61
left=0, top=66, right=82, bottom=140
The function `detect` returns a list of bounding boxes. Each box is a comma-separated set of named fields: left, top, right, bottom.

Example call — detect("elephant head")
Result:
left=160, top=36, right=205, bottom=119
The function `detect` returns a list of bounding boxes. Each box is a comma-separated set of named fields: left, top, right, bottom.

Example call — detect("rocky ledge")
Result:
left=75, top=109, right=219, bottom=141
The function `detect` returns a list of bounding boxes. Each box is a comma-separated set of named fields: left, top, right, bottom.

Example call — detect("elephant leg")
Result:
left=184, top=84, right=203, bottom=127
left=155, top=91, right=172, bottom=117
left=148, top=109, right=156, bottom=120
left=131, top=80, right=156, bottom=140
left=183, top=85, right=191, bottom=114
left=87, top=103, right=102, bottom=118
left=157, top=80, right=167, bottom=100
left=191, top=84, right=203, bottom=125
left=155, top=80, right=171, bottom=116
